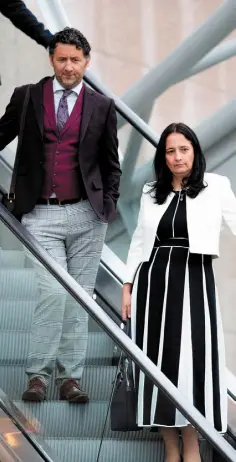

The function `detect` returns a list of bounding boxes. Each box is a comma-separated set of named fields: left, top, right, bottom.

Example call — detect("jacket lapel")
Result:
left=43, top=78, right=57, bottom=134
left=79, top=86, right=95, bottom=146
left=30, top=76, right=51, bottom=137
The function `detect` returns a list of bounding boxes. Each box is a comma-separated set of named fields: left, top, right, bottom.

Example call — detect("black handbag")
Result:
left=110, top=320, right=140, bottom=432
left=2, top=85, right=31, bottom=212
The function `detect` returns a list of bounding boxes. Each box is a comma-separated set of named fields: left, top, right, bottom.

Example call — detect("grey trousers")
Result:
left=21, top=200, right=108, bottom=386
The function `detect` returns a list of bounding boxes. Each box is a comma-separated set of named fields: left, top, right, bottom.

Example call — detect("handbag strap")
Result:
left=96, top=321, right=131, bottom=461
left=9, top=85, right=31, bottom=199
left=96, top=353, right=122, bottom=462
left=123, top=318, right=131, bottom=337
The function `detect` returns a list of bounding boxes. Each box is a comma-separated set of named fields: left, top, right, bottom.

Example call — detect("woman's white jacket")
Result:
left=125, top=173, right=236, bottom=283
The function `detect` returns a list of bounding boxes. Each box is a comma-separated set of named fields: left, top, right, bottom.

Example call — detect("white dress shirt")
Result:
left=53, top=77, right=83, bottom=116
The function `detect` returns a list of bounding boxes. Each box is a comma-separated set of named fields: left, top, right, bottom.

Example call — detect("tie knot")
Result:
left=62, top=89, right=72, bottom=99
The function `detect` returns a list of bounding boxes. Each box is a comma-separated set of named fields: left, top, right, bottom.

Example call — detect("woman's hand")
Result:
left=121, top=283, right=132, bottom=321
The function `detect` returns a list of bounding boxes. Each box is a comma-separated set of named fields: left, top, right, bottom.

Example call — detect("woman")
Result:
left=121, top=123, right=236, bottom=462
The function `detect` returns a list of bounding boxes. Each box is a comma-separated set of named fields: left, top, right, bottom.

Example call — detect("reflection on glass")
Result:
left=0, top=408, right=44, bottom=461
left=3, top=432, right=18, bottom=449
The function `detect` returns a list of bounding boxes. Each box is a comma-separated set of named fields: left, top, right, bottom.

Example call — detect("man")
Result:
left=0, top=27, right=121, bottom=403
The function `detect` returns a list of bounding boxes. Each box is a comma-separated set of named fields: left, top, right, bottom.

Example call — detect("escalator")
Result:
left=0, top=179, right=236, bottom=462
left=0, top=201, right=235, bottom=462
left=0, top=21, right=236, bottom=460
left=0, top=91, right=236, bottom=462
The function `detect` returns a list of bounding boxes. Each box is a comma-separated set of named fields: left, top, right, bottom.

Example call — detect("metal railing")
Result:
left=0, top=203, right=235, bottom=462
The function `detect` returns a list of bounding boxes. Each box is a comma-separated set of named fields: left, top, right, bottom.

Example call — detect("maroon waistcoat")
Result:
left=41, top=78, right=85, bottom=200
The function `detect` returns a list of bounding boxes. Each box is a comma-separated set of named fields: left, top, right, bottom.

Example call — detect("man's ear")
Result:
left=49, top=54, right=54, bottom=68
left=85, top=55, right=91, bottom=69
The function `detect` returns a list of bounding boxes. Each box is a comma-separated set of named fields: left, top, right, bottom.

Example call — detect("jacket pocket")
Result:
left=92, top=178, right=103, bottom=190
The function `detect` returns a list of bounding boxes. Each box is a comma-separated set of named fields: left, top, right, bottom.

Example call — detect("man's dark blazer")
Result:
left=0, top=0, right=52, bottom=48
left=0, top=77, right=121, bottom=223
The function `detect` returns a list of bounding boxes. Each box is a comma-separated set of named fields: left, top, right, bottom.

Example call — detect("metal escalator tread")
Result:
left=0, top=249, right=25, bottom=268
left=47, top=439, right=166, bottom=462
left=0, top=300, right=35, bottom=330
left=0, top=331, right=114, bottom=365
left=15, top=400, right=109, bottom=438
left=0, top=365, right=115, bottom=401
left=13, top=399, right=215, bottom=459
left=0, top=269, right=37, bottom=299
left=0, top=301, right=103, bottom=332
left=14, top=401, right=164, bottom=441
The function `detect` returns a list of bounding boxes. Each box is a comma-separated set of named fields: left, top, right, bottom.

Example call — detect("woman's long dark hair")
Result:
left=149, top=123, right=207, bottom=204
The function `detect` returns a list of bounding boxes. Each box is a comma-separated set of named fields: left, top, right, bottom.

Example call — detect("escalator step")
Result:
left=14, top=401, right=161, bottom=440
left=46, top=439, right=165, bottom=462
left=0, top=365, right=116, bottom=401
left=0, top=269, right=37, bottom=299
left=13, top=399, right=215, bottom=459
left=0, top=300, right=35, bottom=331
left=0, top=331, right=114, bottom=365
left=0, top=300, right=103, bottom=333
left=15, top=401, right=109, bottom=437
left=46, top=438, right=212, bottom=462
left=0, top=250, right=25, bottom=268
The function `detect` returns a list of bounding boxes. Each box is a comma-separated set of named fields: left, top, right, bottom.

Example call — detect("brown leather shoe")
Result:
left=59, top=379, right=89, bottom=403
left=22, top=378, right=46, bottom=402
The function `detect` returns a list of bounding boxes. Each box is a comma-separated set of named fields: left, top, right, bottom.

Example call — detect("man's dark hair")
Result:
left=149, top=122, right=207, bottom=204
left=49, top=27, right=91, bottom=57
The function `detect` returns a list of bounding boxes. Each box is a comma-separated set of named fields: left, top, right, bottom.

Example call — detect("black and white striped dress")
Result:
left=131, top=191, right=227, bottom=431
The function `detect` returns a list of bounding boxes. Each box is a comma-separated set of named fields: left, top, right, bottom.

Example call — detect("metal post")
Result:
left=117, top=201, right=137, bottom=237
left=195, top=100, right=236, bottom=151
left=206, top=131, right=236, bottom=173
left=121, top=0, right=236, bottom=119
left=121, top=160, right=155, bottom=204
left=118, top=41, right=236, bottom=198
left=36, top=0, right=68, bottom=32
left=175, top=39, right=236, bottom=84
left=119, top=103, right=153, bottom=196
